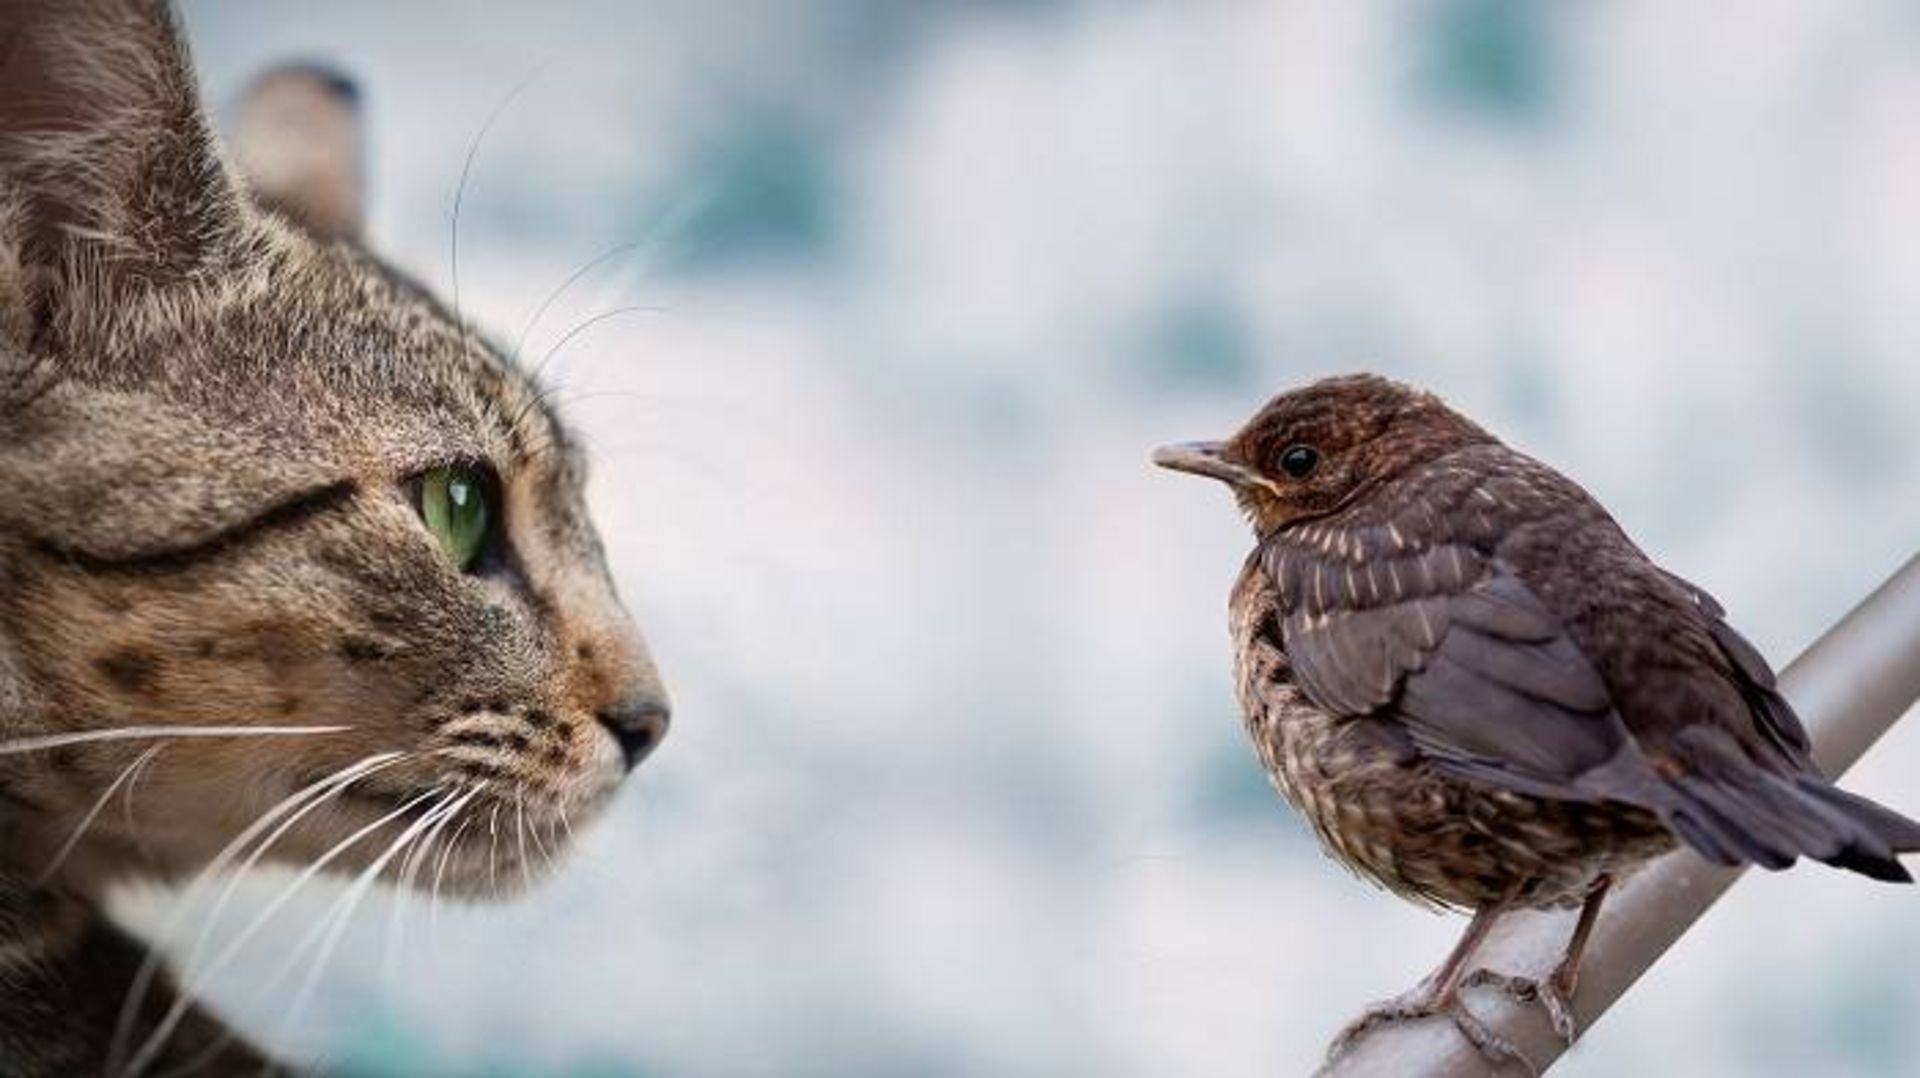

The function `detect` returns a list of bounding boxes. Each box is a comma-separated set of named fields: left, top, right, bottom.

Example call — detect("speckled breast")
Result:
left=1229, top=562, right=1674, bottom=911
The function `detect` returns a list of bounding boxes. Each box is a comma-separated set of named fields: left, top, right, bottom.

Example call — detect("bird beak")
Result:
left=1152, top=441, right=1260, bottom=487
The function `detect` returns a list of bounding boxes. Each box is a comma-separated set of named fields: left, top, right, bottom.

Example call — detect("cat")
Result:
left=0, top=2, right=670, bottom=1074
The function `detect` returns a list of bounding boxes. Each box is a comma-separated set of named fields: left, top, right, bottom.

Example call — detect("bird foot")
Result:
left=1323, top=982, right=1537, bottom=1075
left=1462, top=967, right=1579, bottom=1043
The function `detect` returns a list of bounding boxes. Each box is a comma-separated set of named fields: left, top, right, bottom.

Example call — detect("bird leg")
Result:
left=1463, top=874, right=1612, bottom=1043
left=1324, top=903, right=1535, bottom=1074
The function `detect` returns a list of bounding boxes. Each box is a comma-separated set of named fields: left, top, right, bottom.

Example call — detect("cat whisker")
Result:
left=414, top=787, right=480, bottom=887
left=210, top=799, right=451, bottom=1078
left=523, top=798, right=558, bottom=874
left=35, top=743, right=166, bottom=886
left=0, top=724, right=350, bottom=756
left=518, top=386, right=709, bottom=420
left=121, top=741, right=166, bottom=860
left=543, top=811, right=566, bottom=869
left=486, top=803, right=502, bottom=894
left=120, top=783, right=436, bottom=1078
left=269, top=787, right=475, bottom=1067
left=430, top=812, right=480, bottom=950
left=509, top=239, right=651, bottom=371
left=110, top=751, right=409, bottom=1077
left=174, top=754, right=416, bottom=981
left=448, top=67, right=544, bottom=349
left=549, top=802, right=625, bottom=890
left=507, top=182, right=711, bottom=372
left=529, top=304, right=661, bottom=388
left=381, top=787, right=476, bottom=985
left=506, top=304, right=663, bottom=444
left=514, top=795, right=535, bottom=893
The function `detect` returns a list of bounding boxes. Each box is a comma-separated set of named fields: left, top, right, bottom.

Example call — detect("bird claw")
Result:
left=1462, top=968, right=1579, bottom=1043
left=1323, top=984, right=1537, bottom=1075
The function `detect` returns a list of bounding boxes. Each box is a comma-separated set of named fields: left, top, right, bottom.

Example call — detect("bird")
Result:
left=1153, top=373, right=1920, bottom=1069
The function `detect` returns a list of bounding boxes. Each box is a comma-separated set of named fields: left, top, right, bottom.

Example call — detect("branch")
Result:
left=1321, top=552, right=1920, bottom=1077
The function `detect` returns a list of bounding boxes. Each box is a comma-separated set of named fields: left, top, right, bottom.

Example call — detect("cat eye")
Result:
left=1278, top=444, right=1319, bottom=479
left=416, top=464, right=496, bottom=572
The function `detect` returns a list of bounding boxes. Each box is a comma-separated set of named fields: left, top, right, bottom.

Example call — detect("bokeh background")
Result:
left=147, top=1, right=1920, bottom=1075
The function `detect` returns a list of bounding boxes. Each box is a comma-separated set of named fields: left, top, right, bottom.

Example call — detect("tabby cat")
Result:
left=0, top=2, right=670, bottom=1074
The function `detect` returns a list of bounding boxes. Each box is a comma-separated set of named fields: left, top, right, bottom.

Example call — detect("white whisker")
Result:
left=381, top=790, right=473, bottom=984
left=486, top=804, right=501, bottom=894
left=110, top=751, right=407, bottom=1076
left=35, top=744, right=165, bottom=885
left=121, top=782, right=432, bottom=1078
left=514, top=796, right=534, bottom=892
left=524, top=800, right=558, bottom=872
left=120, top=743, right=165, bottom=859
left=430, top=813, right=480, bottom=949
left=0, top=724, right=349, bottom=756
left=270, top=787, right=479, bottom=1066
left=177, top=755, right=413, bottom=981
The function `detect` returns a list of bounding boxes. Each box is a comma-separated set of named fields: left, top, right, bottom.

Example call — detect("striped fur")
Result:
left=0, top=3, right=666, bottom=1071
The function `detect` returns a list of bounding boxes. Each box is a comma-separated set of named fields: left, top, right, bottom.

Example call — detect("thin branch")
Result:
left=1324, top=551, right=1920, bottom=1077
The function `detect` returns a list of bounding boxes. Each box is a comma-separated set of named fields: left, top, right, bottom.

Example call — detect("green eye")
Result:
left=417, top=465, right=493, bottom=571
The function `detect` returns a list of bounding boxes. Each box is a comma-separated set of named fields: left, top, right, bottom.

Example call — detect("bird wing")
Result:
left=1656, top=567, right=1813, bottom=771
left=1261, top=533, right=1642, bottom=802
left=1261, top=487, right=1919, bottom=879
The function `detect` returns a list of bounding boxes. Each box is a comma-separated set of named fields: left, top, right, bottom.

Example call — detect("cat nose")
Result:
left=597, top=694, right=670, bottom=770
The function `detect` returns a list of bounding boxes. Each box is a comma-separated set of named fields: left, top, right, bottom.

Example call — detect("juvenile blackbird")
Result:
left=1155, top=373, right=1920, bottom=1068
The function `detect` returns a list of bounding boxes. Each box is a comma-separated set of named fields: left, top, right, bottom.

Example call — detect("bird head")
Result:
left=1153, top=373, right=1492, bottom=535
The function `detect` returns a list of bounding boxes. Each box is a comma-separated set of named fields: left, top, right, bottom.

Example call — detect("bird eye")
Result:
left=1278, top=444, right=1319, bottom=479
left=415, top=464, right=497, bottom=572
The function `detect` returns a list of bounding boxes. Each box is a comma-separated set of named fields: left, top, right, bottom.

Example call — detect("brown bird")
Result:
left=1155, top=373, right=1920, bottom=1068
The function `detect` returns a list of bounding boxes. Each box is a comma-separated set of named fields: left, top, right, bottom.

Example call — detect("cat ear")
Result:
left=0, top=0, right=246, bottom=313
left=231, top=64, right=365, bottom=242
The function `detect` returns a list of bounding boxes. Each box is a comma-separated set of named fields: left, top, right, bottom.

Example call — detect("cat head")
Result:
left=0, top=0, right=668, bottom=898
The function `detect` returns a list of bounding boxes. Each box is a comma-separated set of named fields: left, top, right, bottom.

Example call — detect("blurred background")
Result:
left=151, top=1, right=1920, bottom=1075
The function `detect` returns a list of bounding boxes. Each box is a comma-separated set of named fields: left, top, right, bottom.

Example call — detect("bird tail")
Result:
left=1661, top=769, right=1920, bottom=883
left=1796, top=779, right=1920, bottom=881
